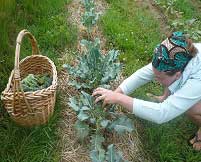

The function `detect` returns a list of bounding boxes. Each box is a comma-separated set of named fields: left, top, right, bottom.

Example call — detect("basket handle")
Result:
left=14, top=29, right=40, bottom=74
left=13, top=29, right=40, bottom=114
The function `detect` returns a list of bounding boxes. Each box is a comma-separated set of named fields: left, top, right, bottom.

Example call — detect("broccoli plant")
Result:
left=20, top=74, right=52, bottom=92
left=68, top=91, right=133, bottom=162
left=82, top=0, right=95, bottom=12
left=63, top=38, right=122, bottom=90
left=81, top=0, right=99, bottom=35
left=81, top=8, right=99, bottom=34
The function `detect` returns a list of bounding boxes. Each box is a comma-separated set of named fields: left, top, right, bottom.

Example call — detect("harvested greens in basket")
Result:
left=21, top=74, right=52, bottom=92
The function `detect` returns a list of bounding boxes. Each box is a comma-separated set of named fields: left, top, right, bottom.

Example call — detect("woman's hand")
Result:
left=92, top=87, right=133, bottom=112
left=92, top=87, right=119, bottom=107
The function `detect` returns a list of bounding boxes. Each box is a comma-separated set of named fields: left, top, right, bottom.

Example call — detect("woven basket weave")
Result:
left=1, top=29, right=57, bottom=127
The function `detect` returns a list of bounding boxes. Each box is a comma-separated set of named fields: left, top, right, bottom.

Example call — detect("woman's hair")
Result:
left=186, top=38, right=198, bottom=57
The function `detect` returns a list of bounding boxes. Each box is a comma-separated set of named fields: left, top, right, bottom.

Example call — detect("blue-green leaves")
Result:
left=90, top=139, right=128, bottom=162
left=21, top=74, right=52, bottom=92
left=78, top=110, right=90, bottom=121
left=68, top=91, right=134, bottom=162
left=81, top=0, right=98, bottom=33
left=82, top=0, right=95, bottom=12
left=64, top=2, right=132, bottom=161
left=68, top=97, right=80, bottom=111
left=90, top=134, right=106, bottom=162
left=74, top=120, right=90, bottom=141
left=63, top=39, right=122, bottom=90
left=108, top=116, right=134, bottom=135
left=106, top=144, right=128, bottom=162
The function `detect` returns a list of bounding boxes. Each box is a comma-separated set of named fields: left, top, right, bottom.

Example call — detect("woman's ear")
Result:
left=175, top=71, right=182, bottom=80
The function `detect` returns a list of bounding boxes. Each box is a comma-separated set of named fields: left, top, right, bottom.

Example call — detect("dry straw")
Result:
left=1, top=29, right=57, bottom=127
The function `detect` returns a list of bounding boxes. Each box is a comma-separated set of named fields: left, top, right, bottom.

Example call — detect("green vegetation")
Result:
left=65, top=1, right=132, bottom=161
left=0, top=0, right=77, bottom=94
left=101, top=0, right=162, bottom=76
left=0, top=0, right=77, bottom=161
left=0, top=96, right=62, bottom=162
left=101, top=0, right=201, bottom=161
left=21, top=74, right=52, bottom=92
left=1, top=0, right=200, bottom=161
left=81, top=0, right=99, bottom=34
left=154, top=0, right=201, bottom=41
left=68, top=91, right=133, bottom=161
left=63, top=38, right=121, bottom=90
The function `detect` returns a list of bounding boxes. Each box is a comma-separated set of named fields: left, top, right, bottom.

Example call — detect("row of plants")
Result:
left=154, top=0, right=201, bottom=41
left=63, top=0, right=135, bottom=161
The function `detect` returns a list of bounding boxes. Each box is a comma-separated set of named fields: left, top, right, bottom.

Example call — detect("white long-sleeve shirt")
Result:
left=119, top=43, right=201, bottom=124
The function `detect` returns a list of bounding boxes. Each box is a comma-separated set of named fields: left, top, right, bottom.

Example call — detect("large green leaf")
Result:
left=78, top=110, right=89, bottom=121
left=106, top=144, right=128, bottom=162
left=90, top=134, right=105, bottom=150
left=68, top=97, right=80, bottom=112
left=74, top=120, right=90, bottom=141
left=68, top=80, right=92, bottom=89
left=108, top=116, right=134, bottom=135
left=90, top=149, right=105, bottom=162
left=100, top=119, right=110, bottom=128
left=90, top=134, right=106, bottom=162
left=81, top=91, right=94, bottom=109
left=81, top=106, right=91, bottom=111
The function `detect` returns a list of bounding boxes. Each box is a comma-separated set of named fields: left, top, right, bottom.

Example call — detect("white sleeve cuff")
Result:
left=119, top=84, right=129, bottom=95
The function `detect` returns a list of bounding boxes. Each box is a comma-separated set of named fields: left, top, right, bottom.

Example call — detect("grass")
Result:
left=100, top=0, right=201, bottom=161
left=0, top=96, right=62, bottom=162
left=155, top=0, right=201, bottom=41
left=101, top=0, right=162, bottom=76
left=0, top=0, right=77, bottom=94
left=141, top=116, right=200, bottom=162
left=0, top=0, right=77, bottom=161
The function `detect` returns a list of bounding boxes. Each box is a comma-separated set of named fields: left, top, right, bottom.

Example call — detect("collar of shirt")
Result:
left=168, top=43, right=201, bottom=94
left=168, top=76, right=182, bottom=94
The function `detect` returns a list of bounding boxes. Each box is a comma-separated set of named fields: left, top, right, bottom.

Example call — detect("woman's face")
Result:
left=152, top=66, right=181, bottom=87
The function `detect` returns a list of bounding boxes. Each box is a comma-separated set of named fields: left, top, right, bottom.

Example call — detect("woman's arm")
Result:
left=133, top=78, right=201, bottom=124
left=93, top=78, right=201, bottom=124
left=119, top=63, right=154, bottom=95
left=114, top=87, right=124, bottom=94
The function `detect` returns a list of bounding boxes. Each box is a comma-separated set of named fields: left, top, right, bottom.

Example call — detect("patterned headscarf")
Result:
left=152, top=32, right=192, bottom=72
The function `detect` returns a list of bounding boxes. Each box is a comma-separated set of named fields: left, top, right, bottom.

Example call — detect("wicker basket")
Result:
left=1, top=29, right=57, bottom=127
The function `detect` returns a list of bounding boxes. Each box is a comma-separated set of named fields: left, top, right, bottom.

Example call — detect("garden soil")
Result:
left=56, top=0, right=167, bottom=161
